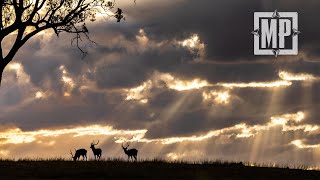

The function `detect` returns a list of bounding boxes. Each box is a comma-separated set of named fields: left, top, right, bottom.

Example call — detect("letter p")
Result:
left=278, top=19, right=291, bottom=48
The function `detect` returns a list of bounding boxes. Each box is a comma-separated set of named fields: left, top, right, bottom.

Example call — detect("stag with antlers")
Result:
left=90, top=140, right=102, bottom=160
left=122, top=142, right=138, bottom=161
left=70, top=149, right=87, bottom=161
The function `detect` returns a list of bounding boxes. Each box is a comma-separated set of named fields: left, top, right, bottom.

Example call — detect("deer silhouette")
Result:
left=90, top=140, right=102, bottom=160
left=122, top=142, right=138, bottom=161
left=70, top=149, right=87, bottom=161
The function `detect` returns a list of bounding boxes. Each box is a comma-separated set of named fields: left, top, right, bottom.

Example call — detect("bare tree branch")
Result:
left=0, top=0, right=134, bottom=85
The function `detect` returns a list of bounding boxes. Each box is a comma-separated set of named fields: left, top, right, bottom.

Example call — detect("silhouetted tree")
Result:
left=0, top=0, right=130, bottom=85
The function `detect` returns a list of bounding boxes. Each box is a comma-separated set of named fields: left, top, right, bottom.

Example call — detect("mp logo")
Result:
left=252, top=10, right=300, bottom=57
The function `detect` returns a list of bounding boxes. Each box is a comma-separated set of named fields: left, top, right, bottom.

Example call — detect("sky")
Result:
left=1, top=0, right=320, bottom=167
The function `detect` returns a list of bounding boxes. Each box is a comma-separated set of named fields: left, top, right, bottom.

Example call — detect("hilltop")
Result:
left=0, top=159, right=319, bottom=179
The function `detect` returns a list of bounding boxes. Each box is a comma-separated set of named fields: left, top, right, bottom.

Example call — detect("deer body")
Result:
left=122, top=143, right=138, bottom=161
left=70, top=149, right=87, bottom=161
left=90, top=140, right=102, bottom=160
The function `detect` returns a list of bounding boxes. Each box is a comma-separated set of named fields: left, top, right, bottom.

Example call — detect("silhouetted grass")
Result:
left=0, top=158, right=319, bottom=179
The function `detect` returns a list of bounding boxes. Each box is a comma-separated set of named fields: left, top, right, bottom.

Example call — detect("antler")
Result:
left=122, top=142, right=129, bottom=148
left=92, top=140, right=99, bottom=145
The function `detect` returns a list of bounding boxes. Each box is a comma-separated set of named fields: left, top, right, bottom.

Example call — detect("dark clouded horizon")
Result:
left=1, top=0, right=320, bottom=167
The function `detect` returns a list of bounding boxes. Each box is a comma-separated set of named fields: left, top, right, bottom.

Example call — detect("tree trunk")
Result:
left=0, top=64, right=5, bottom=86
left=0, top=56, right=13, bottom=86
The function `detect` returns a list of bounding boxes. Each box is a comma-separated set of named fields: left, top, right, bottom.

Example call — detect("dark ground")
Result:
left=0, top=160, right=319, bottom=179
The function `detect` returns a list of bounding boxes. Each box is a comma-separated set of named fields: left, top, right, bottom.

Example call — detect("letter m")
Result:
left=261, top=19, right=277, bottom=49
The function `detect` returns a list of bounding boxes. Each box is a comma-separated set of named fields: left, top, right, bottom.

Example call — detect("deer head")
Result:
left=90, top=140, right=99, bottom=148
left=70, top=149, right=77, bottom=161
left=122, top=142, right=130, bottom=151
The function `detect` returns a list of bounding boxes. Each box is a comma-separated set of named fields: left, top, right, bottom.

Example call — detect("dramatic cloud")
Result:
left=216, top=81, right=292, bottom=88
left=279, top=71, right=320, bottom=81
left=1, top=0, right=320, bottom=167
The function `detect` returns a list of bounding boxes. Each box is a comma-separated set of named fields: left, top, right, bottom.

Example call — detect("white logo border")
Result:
left=253, top=11, right=299, bottom=56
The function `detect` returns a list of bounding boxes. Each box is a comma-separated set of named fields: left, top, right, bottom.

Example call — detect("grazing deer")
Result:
left=122, top=142, right=138, bottom=161
left=70, top=149, right=87, bottom=161
left=90, top=140, right=102, bottom=160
